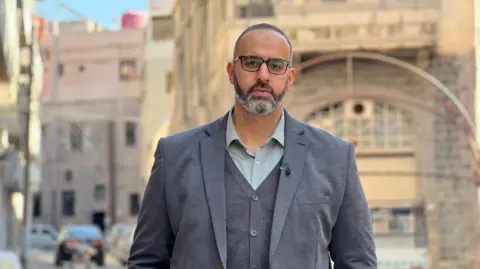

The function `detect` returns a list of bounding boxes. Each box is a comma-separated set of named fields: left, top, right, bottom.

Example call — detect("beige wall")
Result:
left=140, top=13, right=175, bottom=182
left=140, top=0, right=175, bottom=181
left=358, top=156, right=417, bottom=208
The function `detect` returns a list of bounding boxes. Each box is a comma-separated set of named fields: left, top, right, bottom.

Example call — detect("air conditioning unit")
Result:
left=344, top=100, right=373, bottom=119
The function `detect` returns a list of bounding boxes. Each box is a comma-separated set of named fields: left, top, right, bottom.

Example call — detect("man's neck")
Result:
left=232, top=103, right=283, bottom=149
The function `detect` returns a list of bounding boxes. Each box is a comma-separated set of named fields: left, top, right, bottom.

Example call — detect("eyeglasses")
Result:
left=234, top=55, right=290, bottom=75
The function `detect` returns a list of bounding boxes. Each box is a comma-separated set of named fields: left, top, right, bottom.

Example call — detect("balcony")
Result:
left=270, top=0, right=440, bottom=52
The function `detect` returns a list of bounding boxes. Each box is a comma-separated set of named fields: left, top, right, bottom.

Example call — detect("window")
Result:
left=306, top=100, right=414, bottom=150
left=62, top=190, right=75, bottom=216
left=57, top=63, right=64, bottom=76
left=41, top=124, right=48, bottom=137
left=389, top=208, right=412, bottom=234
left=33, top=193, right=41, bottom=217
left=64, top=169, right=73, bottom=182
left=41, top=124, right=48, bottom=147
left=94, top=184, right=105, bottom=201
left=42, top=49, right=51, bottom=61
left=235, top=1, right=274, bottom=18
left=125, top=122, right=137, bottom=147
left=152, top=16, right=173, bottom=41
left=129, top=193, right=140, bottom=215
left=69, top=123, right=83, bottom=151
left=166, top=72, right=173, bottom=93
left=119, top=59, right=137, bottom=81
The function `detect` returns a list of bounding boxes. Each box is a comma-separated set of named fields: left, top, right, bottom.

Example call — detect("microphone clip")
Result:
left=279, top=163, right=291, bottom=176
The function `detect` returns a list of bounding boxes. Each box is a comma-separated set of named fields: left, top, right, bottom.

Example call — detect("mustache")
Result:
left=248, top=82, right=275, bottom=94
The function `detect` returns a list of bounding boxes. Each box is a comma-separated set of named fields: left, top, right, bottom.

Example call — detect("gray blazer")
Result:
left=128, top=110, right=377, bottom=269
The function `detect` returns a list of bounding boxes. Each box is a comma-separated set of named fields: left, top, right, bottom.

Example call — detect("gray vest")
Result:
left=225, top=152, right=282, bottom=269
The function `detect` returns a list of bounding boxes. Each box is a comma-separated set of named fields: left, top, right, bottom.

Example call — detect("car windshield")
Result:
left=67, top=226, right=101, bottom=239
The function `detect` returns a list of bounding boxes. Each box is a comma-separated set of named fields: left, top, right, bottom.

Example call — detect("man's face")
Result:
left=227, top=29, right=295, bottom=116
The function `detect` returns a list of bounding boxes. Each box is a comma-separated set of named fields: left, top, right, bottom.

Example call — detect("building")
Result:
left=140, top=0, right=175, bottom=184
left=35, top=19, right=145, bottom=231
left=170, top=0, right=479, bottom=268
left=0, top=0, right=44, bottom=251
left=475, top=0, right=480, bottom=205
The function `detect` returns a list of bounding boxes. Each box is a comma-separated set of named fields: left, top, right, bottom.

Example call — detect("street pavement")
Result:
left=27, top=249, right=125, bottom=269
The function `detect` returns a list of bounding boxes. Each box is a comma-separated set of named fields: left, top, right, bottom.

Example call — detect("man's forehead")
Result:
left=235, top=28, right=290, bottom=56
left=238, top=28, right=288, bottom=46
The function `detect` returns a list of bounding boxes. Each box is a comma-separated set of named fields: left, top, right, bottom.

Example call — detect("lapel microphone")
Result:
left=279, top=163, right=291, bottom=176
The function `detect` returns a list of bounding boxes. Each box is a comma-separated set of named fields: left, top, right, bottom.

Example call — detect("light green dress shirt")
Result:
left=225, top=109, right=285, bottom=190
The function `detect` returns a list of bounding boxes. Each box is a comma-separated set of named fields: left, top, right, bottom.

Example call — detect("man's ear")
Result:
left=226, top=62, right=235, bottom=84
left=287, top=67, right=296, bottom=89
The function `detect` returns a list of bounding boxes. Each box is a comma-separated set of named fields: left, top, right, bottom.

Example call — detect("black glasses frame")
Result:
left=234, top=55, right=291, bottom=75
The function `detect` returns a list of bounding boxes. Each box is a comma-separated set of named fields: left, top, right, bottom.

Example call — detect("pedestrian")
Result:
left=128, top=23, right=377, bottom=269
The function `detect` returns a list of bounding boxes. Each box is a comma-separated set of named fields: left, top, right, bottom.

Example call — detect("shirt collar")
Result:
left=226, top=108, right=285, bottom=147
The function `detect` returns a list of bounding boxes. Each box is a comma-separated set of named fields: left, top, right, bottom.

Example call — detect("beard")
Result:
left=233, top=74, right=287, bottom=116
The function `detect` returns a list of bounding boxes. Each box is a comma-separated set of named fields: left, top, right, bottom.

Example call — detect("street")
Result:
left=27, top=249, right=126, bottom=269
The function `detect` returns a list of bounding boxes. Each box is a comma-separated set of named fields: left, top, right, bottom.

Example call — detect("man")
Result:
left=128, top=23, right=376, bottom=269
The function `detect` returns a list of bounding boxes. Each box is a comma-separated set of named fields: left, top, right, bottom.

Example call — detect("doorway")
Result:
left=92, top=211, right=106, bottom=232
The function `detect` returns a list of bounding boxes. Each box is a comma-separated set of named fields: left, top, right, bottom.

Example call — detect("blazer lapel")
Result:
left=269, top=111, right=309, bottom=262
left=200, top=113, right=229, bottom=269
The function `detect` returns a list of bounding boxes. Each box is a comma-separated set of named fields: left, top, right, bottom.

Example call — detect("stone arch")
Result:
left=286, top=51, right=478, bottom=173
left=285, top=51, right=480, bottom=265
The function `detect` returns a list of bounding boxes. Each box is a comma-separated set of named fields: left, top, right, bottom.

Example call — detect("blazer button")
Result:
left=252, top=194, right=259, bottom=201
left=250, top=229, right=258, bottom=237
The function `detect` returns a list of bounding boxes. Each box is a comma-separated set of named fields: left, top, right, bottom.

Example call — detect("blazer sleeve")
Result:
left=329, top=143, right=377, bottom=269
left=128, top=138, right=174, bottom=269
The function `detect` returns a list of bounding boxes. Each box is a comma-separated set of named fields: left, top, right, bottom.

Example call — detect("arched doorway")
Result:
left=286, top=51, right=480, bottom=265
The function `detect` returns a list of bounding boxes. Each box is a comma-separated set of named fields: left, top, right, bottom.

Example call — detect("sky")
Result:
left=36, top=0, right=148, bottom=30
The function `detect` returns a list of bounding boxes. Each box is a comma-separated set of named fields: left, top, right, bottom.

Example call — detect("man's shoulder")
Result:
left=162, top=124, right=208, bottom=144
left=156, top=116, right=225, bottom=155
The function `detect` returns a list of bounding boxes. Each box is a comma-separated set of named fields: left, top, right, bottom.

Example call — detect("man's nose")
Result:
left=255, top=63, right=270, bottom=82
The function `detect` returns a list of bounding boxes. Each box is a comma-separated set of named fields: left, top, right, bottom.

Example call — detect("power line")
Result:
left=40, top=0, right=110, bottom=30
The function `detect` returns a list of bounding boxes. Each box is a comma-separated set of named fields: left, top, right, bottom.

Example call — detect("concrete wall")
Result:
left=36, top=24, right=144, bottom=229
left=140, top=27, right=174, bottom=182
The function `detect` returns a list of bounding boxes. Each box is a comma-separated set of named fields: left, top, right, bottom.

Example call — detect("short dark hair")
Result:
left=233, top=23, right=293, bottom=62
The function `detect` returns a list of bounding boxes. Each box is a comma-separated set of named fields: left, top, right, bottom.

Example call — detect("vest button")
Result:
left=252, top=194, right=259, bottom=201
left=251, top=265, right=258, bottom=269
left=250, top=229, right=258, bottom=237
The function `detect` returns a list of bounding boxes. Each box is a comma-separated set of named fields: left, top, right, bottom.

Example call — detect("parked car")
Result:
left=54, top=224, right=105, bottom=267
left=28, top=224, right=58, bottom=250
left=108, top=224, right=136, bottom=265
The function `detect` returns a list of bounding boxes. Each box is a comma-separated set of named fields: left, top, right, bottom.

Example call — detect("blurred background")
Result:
left=1, top=0, right=480, bottom=268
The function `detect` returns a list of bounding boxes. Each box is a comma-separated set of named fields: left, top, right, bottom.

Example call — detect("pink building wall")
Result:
left=40, top=22, right=144, bottom=104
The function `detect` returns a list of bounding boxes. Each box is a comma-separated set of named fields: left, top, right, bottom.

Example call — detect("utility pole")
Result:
left=50, top=20, right=61, bottom=229
left=107, top=120, right=117, bottom=225
left=19, top=22, right=35, bottom=269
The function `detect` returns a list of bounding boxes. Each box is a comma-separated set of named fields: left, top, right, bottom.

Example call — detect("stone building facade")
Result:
left=34, top=21, right=145, bottom=231
left=169, top=0, right=479, bottom=267
left=0, top=0, right=44, bottom=251
left=140, top=0, right=175, bottom=185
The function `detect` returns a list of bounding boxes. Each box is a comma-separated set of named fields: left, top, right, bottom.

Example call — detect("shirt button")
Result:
left=255, top=160, right=260, bottom=165
left=250, top=229, right=258, bottom=237
left=252, top=194, right=259, bottom=201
